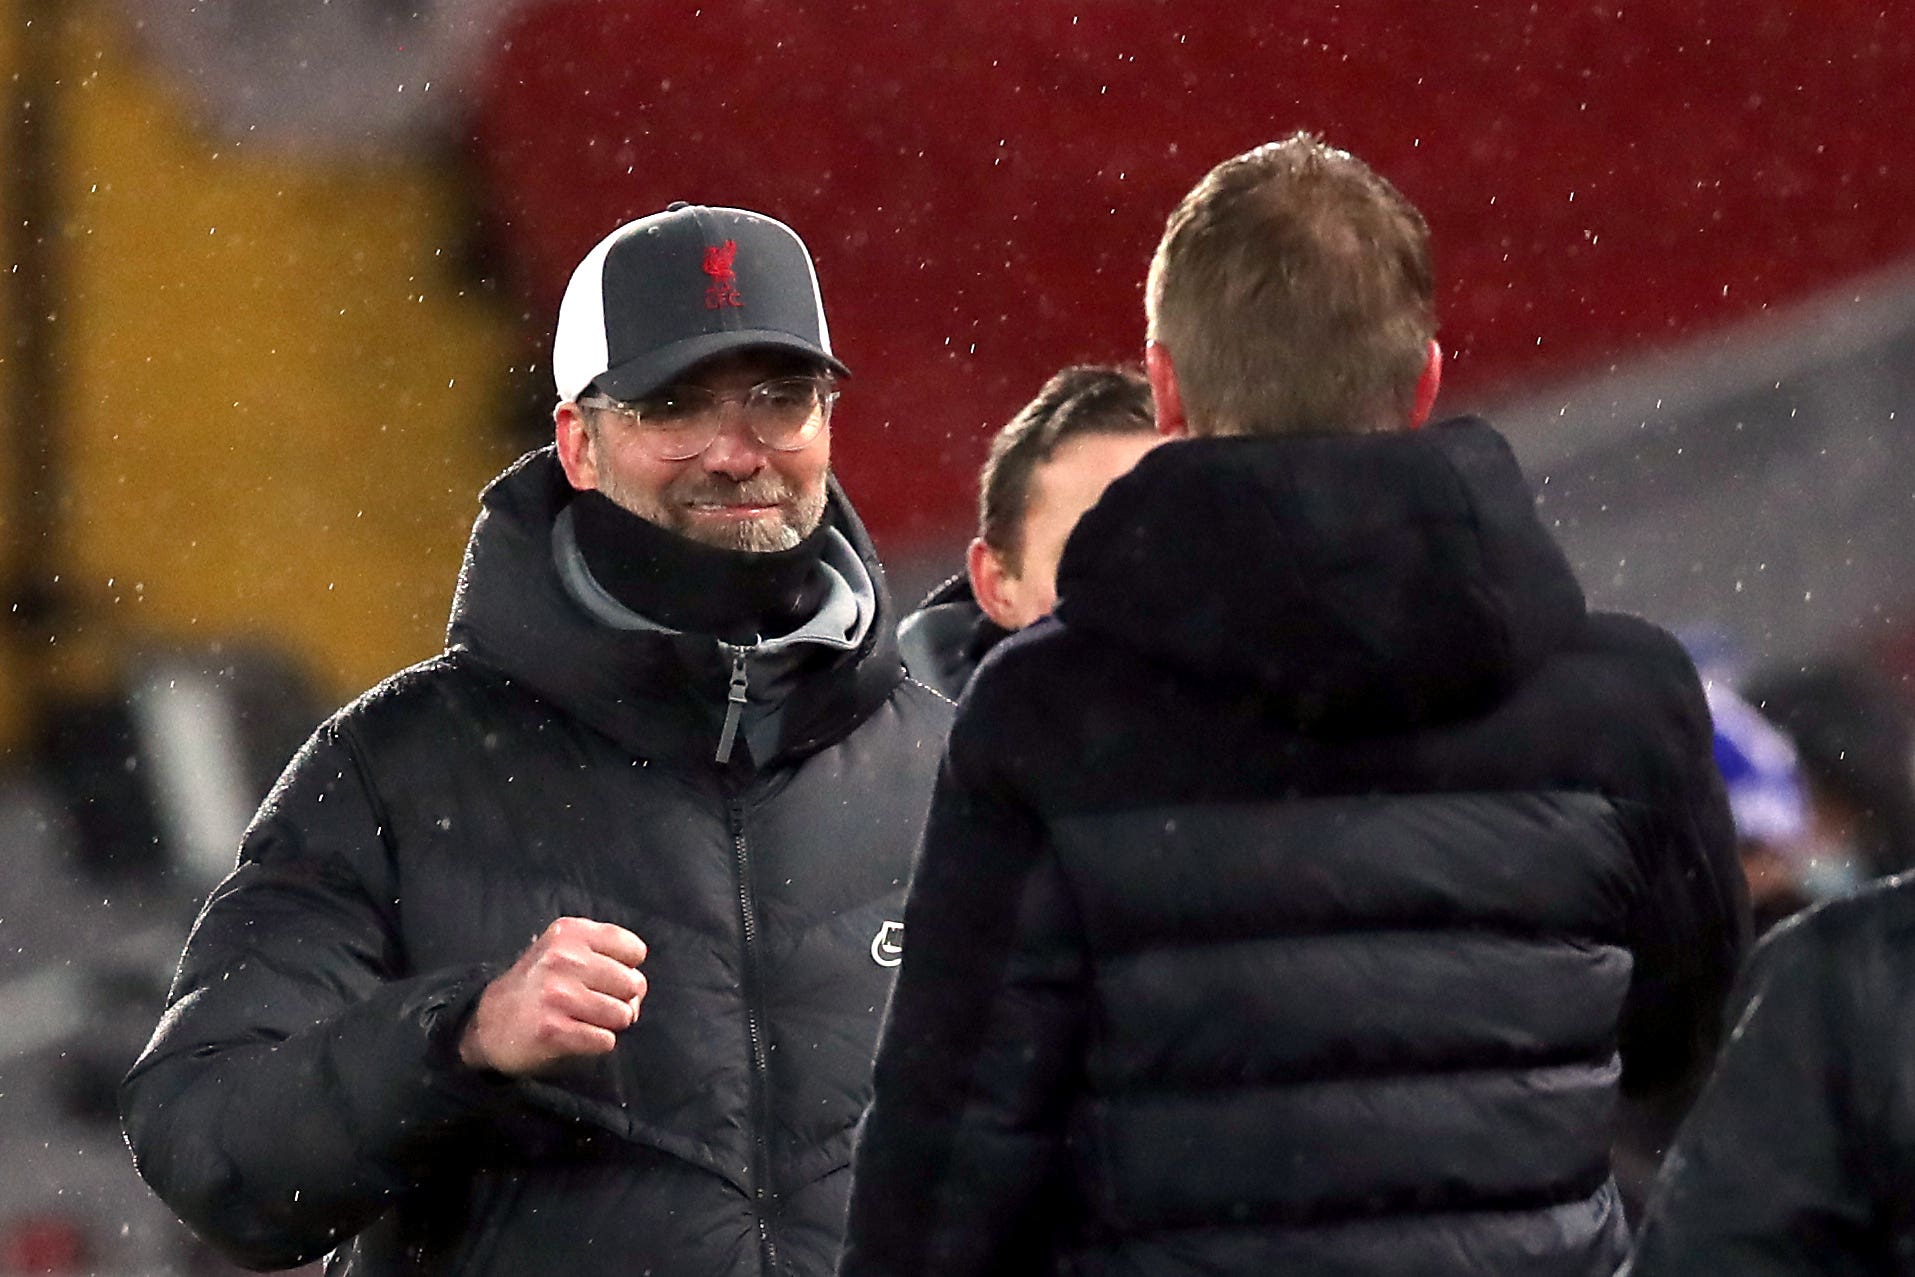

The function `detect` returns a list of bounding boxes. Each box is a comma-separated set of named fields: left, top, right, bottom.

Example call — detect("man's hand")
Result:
left=459, top=917, right=650, bottom=1075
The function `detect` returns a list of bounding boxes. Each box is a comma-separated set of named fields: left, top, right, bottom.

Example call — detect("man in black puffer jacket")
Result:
left=121, top=204, right=951, bottom=1276
left=840, top=136, right=1748, bottom=1277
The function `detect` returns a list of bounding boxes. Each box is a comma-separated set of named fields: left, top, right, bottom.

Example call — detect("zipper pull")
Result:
left=715, top=646, right=752, bottom=764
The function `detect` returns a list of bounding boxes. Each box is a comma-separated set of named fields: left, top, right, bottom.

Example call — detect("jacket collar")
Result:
left=445, top=447, right=903, bottom=769
left=897, top=573, right=1011, bottom=701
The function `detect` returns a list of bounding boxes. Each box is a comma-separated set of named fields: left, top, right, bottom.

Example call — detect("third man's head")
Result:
left=967, top=365, right=1162, bottom=631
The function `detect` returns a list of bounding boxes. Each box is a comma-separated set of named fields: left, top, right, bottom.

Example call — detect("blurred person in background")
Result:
left=1709, top=678, right=1822, bottom=935
left=120, top=203, right=950, bottom=1277
left=839, top=133, right=1748, bottom=1277
left=898, top=364, right=1161, bottom=698
left=1677, top=639, right=1884, bottom=934
left=1744, top=656, right=1915, bottom=891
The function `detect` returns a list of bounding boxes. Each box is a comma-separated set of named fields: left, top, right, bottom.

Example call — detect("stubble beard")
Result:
left=599, top=468, right=829, bottom=553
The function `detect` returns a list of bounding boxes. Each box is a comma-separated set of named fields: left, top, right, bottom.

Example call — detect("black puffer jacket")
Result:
left=1626, top=874, right=1915, bottom=1276
left=122, top=448, right=951, bottom=1276
left=841, top=418, right=1748, bottom=1277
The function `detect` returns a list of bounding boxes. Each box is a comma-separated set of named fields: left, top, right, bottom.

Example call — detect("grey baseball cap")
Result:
left=552, top=202, right=850, bottom=403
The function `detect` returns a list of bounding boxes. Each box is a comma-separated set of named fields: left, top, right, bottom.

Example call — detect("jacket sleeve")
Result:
left=1612, top=618, right=1752, bottom=1097
left=839, top=704, right=1089, bottom=1277
left=1624, top=909, right=1880, bottom=1276
left=121, top=720, right=506, bottom=1271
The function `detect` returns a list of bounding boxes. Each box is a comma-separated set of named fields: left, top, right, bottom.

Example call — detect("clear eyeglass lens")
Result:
left=586, top=376, right=835, bottom=460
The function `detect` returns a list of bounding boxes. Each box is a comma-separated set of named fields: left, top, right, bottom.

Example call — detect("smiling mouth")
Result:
left=686, top=502, right=779, bottom=520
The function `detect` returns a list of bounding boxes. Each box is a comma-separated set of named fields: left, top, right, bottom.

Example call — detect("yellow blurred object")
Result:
left=0, top=0, right=520, bottom=757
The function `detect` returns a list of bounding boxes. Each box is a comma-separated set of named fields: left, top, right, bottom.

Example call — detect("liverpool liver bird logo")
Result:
left=702, top=239, right=743, bottom=309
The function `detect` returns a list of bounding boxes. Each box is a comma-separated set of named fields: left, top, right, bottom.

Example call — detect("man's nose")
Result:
left=700, top=410, right=769, bottom=478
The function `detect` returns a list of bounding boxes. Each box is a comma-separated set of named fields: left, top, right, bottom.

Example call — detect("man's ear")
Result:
left=554, top=401, right=600, bottom=491
left=1144, top=341, right=1188, bottom=438
left=1408, top=339, right=1443, bottom=429
left=967, top=537, right=1024, bottom=631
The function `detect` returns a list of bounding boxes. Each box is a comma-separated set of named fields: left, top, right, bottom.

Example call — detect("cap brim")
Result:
left=590, top=330, right=851, bottom=401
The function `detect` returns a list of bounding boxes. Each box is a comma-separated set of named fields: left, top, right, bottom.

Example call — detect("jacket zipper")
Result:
left=728, top=794, right=778, bottom=1275
left=715, top=644, right=754, bottom=765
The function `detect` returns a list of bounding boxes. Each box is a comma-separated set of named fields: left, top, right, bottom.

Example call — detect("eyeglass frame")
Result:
left=575, top=373, right=841, bottom=461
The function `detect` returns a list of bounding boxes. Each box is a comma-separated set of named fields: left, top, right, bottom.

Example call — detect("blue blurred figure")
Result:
left=1706, top=679, right=1860, bottom=934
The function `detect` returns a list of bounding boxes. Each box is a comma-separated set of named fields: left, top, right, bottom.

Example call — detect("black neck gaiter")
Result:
left=569, top=491, right=832, bottom=643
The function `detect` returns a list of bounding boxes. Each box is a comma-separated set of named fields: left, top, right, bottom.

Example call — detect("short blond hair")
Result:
left=1145, top=133, right=1435, bottom=437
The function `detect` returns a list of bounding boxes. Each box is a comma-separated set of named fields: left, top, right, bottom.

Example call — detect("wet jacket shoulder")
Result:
left=896, top=573, right=1008, bottom=702
left=843, top=418, right=1747, bottom=1277
left=123, top=448, right=951, bottom=1277
left=1627, top=874, right=1915, bottom=1277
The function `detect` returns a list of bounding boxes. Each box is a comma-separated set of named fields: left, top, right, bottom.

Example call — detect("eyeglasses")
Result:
left=578, top=375, right=839, bottom=461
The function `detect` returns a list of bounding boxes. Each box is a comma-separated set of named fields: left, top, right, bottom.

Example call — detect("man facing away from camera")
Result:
left=120, top=203, right=951, bottom=1276
left=838, top=135, right=1749, bottom=1277
left=898, top=364, right=1161, bottom=698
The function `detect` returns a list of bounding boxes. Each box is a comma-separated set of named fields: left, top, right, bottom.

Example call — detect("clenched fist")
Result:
left=459, top=916, right=650, bottom=1076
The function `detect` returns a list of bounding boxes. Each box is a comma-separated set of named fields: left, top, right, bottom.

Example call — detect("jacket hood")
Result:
left=1052, top=417, right=1586, bottom=734
left=445, top=446, right=903, bottom=767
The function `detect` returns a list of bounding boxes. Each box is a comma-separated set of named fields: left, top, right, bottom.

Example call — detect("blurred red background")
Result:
left=470, top=0, right=1915, bottom=547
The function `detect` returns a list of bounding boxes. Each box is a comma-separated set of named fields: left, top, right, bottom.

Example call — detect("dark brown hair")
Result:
left=978, top=364, right=1154, bottom=572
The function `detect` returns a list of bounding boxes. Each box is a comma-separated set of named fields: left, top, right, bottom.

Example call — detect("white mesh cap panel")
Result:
left=551, top=223, right=624, bottom=401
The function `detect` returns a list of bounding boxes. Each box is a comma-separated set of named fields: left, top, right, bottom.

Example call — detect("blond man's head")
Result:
left=1145, top=133, right=1436, bottom=438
